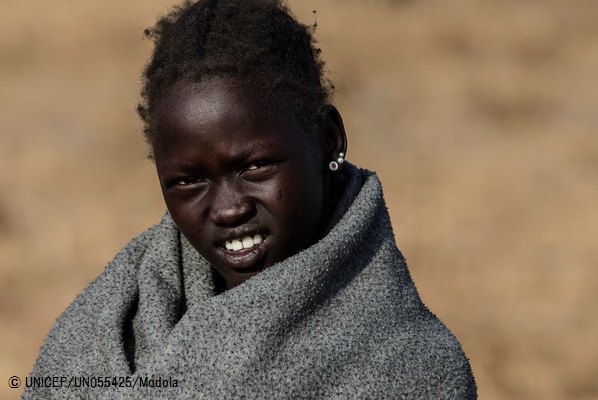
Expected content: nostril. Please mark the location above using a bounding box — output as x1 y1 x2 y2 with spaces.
209 197 255 227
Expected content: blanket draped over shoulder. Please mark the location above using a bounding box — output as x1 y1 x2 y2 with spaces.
26 164 476 399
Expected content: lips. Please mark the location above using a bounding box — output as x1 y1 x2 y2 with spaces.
215 232 269 271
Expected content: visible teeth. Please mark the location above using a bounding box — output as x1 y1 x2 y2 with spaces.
225 234 264 251
241 236 254 249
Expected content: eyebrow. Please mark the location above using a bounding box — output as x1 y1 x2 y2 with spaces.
229 143 264 163
157 140 279 175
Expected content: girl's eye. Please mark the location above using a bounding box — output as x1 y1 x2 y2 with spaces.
242 161 276 180
175 177 204 187
246 162 261 171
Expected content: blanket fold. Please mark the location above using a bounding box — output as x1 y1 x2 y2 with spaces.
26 164 476 399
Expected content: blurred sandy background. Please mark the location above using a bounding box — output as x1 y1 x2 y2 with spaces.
1 0 597 398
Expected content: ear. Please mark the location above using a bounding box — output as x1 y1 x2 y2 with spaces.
318 104 348 172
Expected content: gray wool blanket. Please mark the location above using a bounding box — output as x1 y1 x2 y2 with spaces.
26 165 476 399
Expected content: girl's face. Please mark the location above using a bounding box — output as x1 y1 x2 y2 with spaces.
152 77 332 289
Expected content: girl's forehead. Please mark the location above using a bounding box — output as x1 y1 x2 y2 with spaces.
163 80 238 128
151 78 320 175
155 76 303 135
160 77 245 115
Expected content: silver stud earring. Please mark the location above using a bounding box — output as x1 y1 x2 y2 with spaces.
329 161 339 171
337 152 345 164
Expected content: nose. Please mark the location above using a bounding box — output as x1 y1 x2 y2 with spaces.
208 183 254 227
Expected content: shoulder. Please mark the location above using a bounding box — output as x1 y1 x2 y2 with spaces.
28 214 177 376
388 307 478 398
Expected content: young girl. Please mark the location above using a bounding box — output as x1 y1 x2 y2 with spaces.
27 0 476 398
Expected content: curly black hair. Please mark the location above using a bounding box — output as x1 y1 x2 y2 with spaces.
137 0 334 149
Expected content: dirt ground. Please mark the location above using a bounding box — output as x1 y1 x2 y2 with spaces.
1 0 597 398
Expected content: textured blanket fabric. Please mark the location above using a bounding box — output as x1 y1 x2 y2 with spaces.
26 165 476 399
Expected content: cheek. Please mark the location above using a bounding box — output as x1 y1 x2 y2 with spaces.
164 197 205 239
275 170 324 226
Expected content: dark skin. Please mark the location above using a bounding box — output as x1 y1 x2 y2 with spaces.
152 76 347 290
